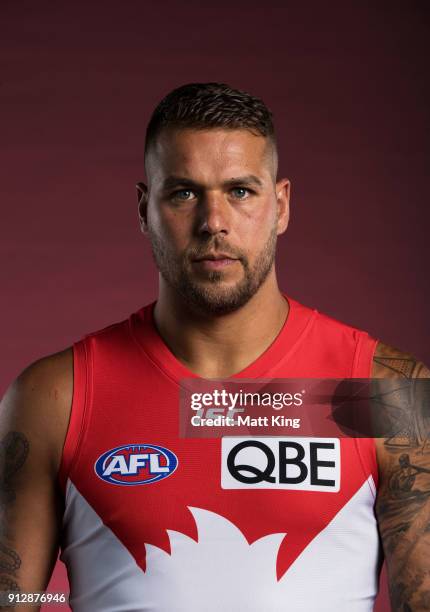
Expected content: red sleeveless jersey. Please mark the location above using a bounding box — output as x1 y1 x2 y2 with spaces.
59 295 382 611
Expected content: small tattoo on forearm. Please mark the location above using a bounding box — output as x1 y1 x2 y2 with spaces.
0 432 29 600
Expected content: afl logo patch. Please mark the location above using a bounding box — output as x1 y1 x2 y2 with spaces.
94 444 178 486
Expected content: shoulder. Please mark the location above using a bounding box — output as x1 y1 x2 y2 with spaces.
0 348 73 476
372 340 430 476
8 348 73 409
291 298 374 349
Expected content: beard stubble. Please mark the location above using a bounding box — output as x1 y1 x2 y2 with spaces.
147 223 278 315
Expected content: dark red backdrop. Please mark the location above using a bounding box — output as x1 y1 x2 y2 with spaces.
2 2 429 610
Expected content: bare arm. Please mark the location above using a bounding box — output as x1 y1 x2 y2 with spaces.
373 341 430 611
0 349 72 609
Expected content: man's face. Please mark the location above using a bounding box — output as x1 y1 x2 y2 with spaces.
139 128 289 315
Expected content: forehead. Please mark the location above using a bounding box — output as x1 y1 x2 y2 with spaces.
146 128 274 184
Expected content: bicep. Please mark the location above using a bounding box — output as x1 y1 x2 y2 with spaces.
0 350 72 606
0 429 62 595
373 341 430 610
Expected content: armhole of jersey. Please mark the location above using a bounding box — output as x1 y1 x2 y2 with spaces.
352 330 378 377
352 331 380 497
57 338 91 494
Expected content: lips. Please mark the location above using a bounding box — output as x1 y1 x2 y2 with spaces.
192 253 239 270
193 252 238 262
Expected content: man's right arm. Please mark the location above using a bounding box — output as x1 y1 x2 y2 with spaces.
0 349 73 608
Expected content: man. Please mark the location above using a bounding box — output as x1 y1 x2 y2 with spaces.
0 82 428 611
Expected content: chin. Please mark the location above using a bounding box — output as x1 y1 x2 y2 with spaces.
181 282 254 316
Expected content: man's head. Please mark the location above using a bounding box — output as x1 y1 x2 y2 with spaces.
137 82 290 315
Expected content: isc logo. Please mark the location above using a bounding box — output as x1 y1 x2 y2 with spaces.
221 437 340 492
94 444 178 486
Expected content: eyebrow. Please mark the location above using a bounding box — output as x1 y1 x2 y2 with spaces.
224 175 264 188
161 174 264 191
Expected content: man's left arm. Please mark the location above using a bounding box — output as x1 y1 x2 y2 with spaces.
373 341 430 611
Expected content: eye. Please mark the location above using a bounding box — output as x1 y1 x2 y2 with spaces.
172 189 196 201
231 187 252 199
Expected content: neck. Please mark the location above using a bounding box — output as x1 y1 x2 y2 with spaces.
153 271 289 378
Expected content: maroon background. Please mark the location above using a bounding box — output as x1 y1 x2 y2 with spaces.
2 2 429 610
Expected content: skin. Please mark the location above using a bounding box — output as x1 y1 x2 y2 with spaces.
137 128 290 377
373 344 430 611
0 126 428 609
0 350 72 610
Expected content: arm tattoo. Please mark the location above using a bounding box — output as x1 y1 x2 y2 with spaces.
0 432 29 607
373 355 423 379
374 352 430 611
373 357 429 451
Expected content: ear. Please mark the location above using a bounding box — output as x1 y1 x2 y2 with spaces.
136 182 149 233
275 178 290 235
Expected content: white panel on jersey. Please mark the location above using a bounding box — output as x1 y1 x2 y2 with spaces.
61 477 380 611
221 437 341 491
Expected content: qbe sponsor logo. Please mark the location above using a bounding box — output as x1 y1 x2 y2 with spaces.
94 444 178 486
221 437 340 492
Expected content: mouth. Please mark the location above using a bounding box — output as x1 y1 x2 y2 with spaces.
192 253 239 270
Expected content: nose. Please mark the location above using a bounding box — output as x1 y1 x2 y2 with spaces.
196 191 230 237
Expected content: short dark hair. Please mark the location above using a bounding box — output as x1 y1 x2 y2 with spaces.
144 82 276 159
